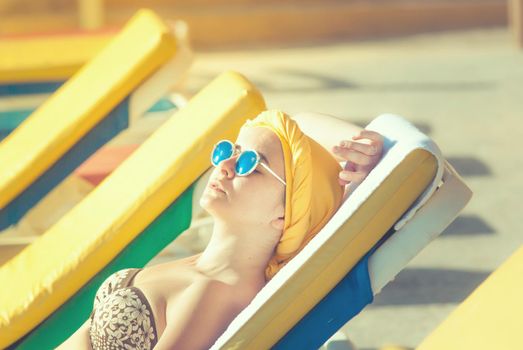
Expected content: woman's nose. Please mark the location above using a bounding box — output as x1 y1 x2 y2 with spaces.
218 157 236 179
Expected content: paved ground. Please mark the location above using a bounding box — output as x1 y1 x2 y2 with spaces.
152 26 522 349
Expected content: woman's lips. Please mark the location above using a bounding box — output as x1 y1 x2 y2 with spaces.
209 181 226 194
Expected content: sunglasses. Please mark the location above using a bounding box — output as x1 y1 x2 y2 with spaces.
210 140 286 186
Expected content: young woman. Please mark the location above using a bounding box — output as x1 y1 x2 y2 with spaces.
57 110 384 350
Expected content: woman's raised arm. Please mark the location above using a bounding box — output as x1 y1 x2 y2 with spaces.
293 112 384 195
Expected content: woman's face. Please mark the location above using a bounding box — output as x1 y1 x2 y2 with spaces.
200 127 286 228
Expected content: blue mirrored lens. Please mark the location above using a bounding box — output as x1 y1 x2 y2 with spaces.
236 150 258 175
212 141 234 166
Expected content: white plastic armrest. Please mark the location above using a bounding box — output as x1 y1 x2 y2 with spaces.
368 160 473 294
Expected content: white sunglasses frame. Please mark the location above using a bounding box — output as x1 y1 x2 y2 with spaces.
211 140 286 186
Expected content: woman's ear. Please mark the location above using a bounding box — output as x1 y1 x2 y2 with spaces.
271 203 285 231
270 216 285 231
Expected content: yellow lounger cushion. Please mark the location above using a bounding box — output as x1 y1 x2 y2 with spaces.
0 31 114 83
0 71 266 348
417 245 523 350
0 9 177 211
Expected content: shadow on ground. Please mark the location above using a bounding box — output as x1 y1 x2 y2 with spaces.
369 268 490 306
441 214 495 236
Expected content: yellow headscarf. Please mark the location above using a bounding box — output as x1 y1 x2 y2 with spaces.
243 110 344 282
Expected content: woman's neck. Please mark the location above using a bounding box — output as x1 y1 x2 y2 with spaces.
195 219 279 288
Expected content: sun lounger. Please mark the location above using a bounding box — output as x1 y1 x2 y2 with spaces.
0 9 192 230
209 113 472 349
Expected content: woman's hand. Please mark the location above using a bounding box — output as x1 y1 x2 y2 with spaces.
332 130 384 186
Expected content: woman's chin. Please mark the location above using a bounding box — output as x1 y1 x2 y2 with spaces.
199 191 226 214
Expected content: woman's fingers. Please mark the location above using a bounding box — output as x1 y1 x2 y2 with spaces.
334 129 385 186
352 130 383 143
336 140 380 156
343 160 356 172
353 131 383 153
333 146 374 166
